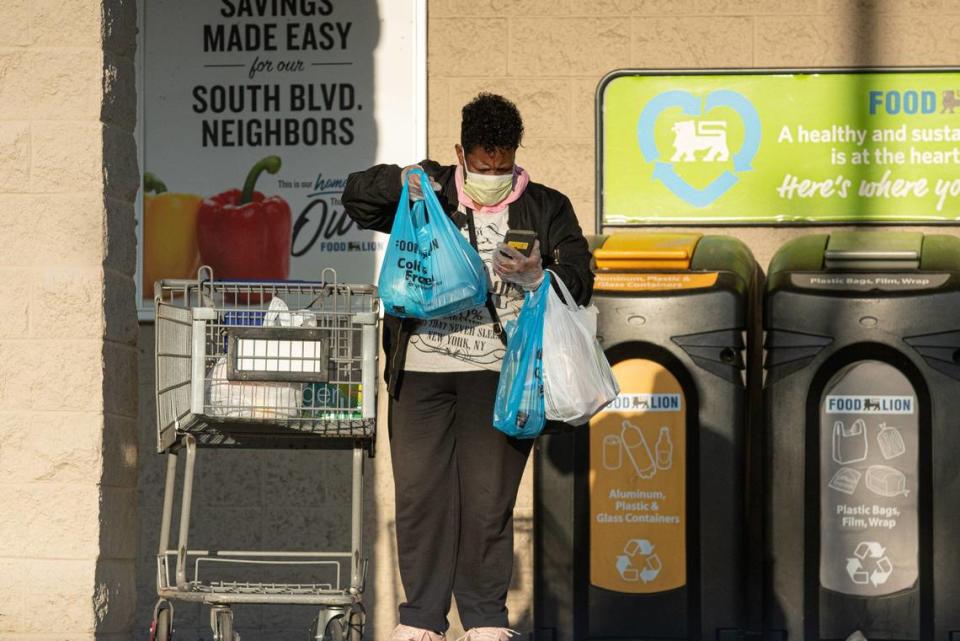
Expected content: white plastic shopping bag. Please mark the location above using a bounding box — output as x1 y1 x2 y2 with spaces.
542 271 619 425
207 298 314 419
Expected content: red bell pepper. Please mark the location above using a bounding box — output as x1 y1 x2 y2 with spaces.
197 155 292 281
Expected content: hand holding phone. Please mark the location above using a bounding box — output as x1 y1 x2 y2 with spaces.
501 229 537 257
494 230 543 290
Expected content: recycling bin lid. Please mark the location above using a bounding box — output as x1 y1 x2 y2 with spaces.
592 232 757 293
768 232 960 276
594 233 702 271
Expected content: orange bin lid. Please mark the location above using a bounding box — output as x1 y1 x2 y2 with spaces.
594 233 703 271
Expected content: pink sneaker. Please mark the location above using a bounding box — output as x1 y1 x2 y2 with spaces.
389 624 445 641
459 628 521 641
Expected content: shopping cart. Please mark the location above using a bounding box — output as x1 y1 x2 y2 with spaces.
150 267 378 641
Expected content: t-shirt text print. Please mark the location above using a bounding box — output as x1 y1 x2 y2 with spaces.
404 207 525 373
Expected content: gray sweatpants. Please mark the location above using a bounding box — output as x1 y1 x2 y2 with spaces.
389 369 534 633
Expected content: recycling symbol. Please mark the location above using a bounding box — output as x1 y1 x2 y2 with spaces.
846 541 893 587
616 539 662 584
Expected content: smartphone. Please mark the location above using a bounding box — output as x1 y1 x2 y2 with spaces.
501 229 537 257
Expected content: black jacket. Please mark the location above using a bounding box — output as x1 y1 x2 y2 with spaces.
342 159 594 398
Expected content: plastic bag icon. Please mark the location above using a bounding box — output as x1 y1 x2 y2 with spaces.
832 419 868 464
866 465 909 497
828 466 862 495
877 422 906 460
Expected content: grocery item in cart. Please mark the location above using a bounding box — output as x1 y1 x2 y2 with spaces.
207 358 301 419
302 383 363 420
207 298 314 419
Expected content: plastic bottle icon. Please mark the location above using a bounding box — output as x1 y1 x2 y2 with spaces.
621 420 656 480
655 426 673 471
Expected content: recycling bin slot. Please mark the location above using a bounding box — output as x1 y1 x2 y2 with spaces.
763 231 960 641
823 231 922 271
535 233 761 641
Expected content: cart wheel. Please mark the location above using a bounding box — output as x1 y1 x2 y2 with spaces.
344 604 365 641
150 601 173 641
324 616 347 641
324 605 364 641
307 611 337 641
211 607 236 641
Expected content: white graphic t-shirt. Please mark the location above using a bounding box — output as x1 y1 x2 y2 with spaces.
404 207 526 373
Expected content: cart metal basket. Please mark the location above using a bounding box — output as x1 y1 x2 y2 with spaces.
150 267 378 641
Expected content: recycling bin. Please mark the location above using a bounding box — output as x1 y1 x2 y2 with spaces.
763 231 960 641
534 233 761 641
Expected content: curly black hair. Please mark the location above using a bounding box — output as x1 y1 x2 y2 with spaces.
460 93 524 154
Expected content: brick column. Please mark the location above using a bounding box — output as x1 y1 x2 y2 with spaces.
0 1 140 639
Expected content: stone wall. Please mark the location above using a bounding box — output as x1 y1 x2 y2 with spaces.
0 1 140 639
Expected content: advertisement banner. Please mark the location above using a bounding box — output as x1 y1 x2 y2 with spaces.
601 69 960 225
139 0 424 312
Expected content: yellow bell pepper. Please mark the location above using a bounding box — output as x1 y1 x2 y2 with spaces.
142 172 203 297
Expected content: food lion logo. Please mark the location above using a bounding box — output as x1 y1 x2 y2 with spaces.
637 89 760 207
825 395 915 415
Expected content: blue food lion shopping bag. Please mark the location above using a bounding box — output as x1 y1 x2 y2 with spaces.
493 272 550 439
378 169 488 319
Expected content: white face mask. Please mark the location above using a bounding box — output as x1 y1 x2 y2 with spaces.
462 162 514 206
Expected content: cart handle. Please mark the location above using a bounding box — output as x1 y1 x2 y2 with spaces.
196 266 340 288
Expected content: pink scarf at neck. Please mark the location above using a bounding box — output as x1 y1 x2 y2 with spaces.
455 164 531 214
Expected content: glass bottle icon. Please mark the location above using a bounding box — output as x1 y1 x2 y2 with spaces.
655 426 673 471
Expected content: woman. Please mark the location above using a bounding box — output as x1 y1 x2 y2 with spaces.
343 93 593 641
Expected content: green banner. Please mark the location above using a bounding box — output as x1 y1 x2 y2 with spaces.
601 70 960 224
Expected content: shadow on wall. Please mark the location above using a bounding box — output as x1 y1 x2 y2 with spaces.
765 4 884 636
133 1 381 639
